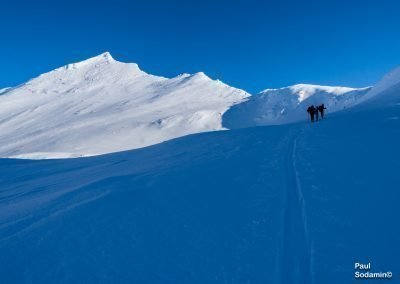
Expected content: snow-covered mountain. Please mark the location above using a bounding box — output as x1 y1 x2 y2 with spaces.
223 84 371 128
1 65 399 283
1 51 400 283
0 52 382 159
0 52 249 158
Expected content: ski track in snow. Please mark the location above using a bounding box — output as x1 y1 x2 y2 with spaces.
280 127 313 283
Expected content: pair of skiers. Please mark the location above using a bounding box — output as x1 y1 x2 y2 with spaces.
307 104 326 122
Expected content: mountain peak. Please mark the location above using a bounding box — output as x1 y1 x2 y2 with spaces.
80 51 115 64
62 52 116 70
97 51 114 61
261 84 367 97
190 72 212 81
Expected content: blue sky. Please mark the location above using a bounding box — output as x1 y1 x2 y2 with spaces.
1 0 400 93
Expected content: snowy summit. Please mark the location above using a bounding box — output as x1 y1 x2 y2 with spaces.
0 52 249 158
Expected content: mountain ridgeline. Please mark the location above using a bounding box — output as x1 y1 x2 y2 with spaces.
0 52 392 158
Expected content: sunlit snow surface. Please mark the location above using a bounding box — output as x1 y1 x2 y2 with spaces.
0 52 249 158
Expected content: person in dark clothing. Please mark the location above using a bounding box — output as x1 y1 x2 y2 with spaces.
307 105 316 122
318 104 326 119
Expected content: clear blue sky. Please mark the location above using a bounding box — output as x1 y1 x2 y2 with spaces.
1 0 400 93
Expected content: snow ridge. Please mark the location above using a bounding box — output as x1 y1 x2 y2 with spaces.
359 66 400 106
0 52 250 158
223 84 371 128
2 51 394 159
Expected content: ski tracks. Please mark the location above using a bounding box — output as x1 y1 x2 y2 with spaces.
280 127 313 284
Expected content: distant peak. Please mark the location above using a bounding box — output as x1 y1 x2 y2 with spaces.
261 83 368 94
88 51 115 63
99 51 114 61
193 71 207 77
62 52 116 70
172 72 212 82
190 72 211 80
290 84 352 91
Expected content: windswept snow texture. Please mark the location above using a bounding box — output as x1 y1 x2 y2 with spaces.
223 84 371 128
0 52 249 158
1 75 399 283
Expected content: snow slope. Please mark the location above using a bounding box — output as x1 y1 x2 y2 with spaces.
0 52 249 158
0 68 399 283
359 66 400 107
223 84 371 128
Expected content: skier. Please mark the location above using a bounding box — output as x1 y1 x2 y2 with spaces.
318 104 326 119
307 105 316 122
